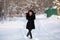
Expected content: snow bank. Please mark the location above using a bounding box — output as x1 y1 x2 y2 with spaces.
36 14 47 19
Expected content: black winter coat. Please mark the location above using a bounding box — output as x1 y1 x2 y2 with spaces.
26 13 35 29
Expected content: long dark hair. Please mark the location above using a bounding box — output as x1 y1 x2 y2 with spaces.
28 10 35 15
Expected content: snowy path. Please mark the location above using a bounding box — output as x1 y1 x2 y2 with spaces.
0 15 60 40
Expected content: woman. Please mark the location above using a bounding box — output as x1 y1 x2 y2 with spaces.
26 10 36 39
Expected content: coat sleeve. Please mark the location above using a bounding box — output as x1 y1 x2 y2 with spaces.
26 13 29 20
30 13 36 21
33 14 35 20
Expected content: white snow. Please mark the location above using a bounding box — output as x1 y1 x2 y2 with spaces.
0 14 60 40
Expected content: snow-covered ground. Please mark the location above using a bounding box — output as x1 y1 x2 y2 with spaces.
0 14 60 40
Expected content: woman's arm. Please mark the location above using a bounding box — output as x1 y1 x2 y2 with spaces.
32 13 36 20
26 13 29 20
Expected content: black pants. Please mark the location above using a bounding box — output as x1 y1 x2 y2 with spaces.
27 29 32 39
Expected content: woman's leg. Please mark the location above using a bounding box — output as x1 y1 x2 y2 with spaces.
29 29 32 39
27 29 30 37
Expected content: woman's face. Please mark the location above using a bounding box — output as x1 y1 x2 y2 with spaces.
29 12 33 16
